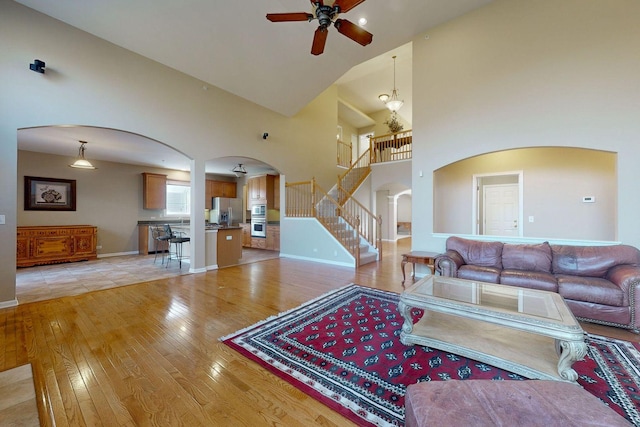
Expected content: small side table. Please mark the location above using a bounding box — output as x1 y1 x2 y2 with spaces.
401 251 439 284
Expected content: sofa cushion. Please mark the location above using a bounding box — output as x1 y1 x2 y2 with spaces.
446 236 503 269
500 270 558 292
557 274 625 307
563 299 631 326
457 265 501 283
552 244 640 278
502 242 552 273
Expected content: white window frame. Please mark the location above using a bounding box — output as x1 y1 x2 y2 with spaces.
165 180 191 216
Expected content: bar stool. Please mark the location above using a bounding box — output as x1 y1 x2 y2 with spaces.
151 225 170 264
163 224 190 268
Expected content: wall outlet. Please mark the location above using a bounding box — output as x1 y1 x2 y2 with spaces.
0 214 4 225
528 216 534 223
226 235 232 240
96 245 102 249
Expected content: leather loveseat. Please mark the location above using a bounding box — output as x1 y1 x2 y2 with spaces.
435 236 640 331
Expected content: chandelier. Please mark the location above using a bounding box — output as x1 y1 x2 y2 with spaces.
379 55 404 113
68 141 96 169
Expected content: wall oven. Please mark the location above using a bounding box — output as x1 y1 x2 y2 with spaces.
251 217 266 238
251 204 266 217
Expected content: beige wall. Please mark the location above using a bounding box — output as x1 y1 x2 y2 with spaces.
18 150 192 254
433 147 616 240
412 0 640 251
0 1 340 304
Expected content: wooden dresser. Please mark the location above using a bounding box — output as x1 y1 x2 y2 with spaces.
17 225 97 267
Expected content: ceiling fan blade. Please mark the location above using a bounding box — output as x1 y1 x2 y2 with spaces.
334 19 373 46
311 26 329 56
333 0 366 13
266 12 313 22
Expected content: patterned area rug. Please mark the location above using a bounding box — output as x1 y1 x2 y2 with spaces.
222 284 640 426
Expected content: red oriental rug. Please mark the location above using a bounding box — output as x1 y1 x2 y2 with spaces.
221 284 640 426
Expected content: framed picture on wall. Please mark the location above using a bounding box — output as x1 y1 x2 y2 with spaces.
24 176 76 211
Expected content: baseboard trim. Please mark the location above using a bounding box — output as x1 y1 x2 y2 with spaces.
0 299 19 309
97 251 139 258
280 253 354 268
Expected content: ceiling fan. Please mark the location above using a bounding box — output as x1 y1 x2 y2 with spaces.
266 0 373 56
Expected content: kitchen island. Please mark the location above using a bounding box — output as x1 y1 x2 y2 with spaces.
214 227 242 268
138 221 243 269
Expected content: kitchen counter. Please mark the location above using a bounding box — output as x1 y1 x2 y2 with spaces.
137 220 190 225
205 224 242 230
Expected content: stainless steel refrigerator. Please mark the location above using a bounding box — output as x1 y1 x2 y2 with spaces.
210 197 243 226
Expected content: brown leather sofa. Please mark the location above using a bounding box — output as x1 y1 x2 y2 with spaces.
435 236 640 331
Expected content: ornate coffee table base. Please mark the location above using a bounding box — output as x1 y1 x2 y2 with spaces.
399 303 587 383
555 339 588 382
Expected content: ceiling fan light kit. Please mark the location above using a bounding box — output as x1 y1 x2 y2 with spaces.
266 0 372 56
69 141 97 169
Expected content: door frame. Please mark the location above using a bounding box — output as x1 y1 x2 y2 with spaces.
471 171 524 236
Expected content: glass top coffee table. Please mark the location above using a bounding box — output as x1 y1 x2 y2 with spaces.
399 275 587 382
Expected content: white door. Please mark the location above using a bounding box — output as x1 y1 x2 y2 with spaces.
359 134 372 158
483 184 519 236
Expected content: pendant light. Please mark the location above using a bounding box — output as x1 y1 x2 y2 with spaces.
69 141 97 169
232 164 247 174
379 55 404 113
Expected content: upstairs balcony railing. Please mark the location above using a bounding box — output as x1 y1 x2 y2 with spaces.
369 129 412 164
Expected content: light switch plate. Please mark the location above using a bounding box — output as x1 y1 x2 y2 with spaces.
0 214 5 224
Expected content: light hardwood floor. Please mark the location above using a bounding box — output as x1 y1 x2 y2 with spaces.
2 238 637 426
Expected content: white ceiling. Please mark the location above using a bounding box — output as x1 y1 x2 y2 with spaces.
14 0 493 175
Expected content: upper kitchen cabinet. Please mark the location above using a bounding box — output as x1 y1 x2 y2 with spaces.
142 172 167 210
248 174 275 206
274 175 280 210
212 180 237 198
206 180 237 209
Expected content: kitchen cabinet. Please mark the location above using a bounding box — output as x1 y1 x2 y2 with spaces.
17 225 97 267
240 223 251 247
273 175 280 210
206 180 237 209
251 237 266 249
248 174 275 205
266 224 280 251
142 172 167 210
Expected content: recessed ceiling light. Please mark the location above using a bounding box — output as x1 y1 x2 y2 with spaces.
358 17 367 26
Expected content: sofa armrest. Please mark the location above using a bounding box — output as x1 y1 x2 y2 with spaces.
436 250 465 277
606 265 640 327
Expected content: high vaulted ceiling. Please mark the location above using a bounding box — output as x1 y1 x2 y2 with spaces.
14 0 493 174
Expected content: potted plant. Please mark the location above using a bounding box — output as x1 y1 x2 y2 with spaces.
384 112 404 134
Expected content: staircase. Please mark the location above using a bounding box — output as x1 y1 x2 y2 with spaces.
284 130 413 266
316 191 379 267
285 149 381 267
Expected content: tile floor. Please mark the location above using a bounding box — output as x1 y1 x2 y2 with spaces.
16 248 279 305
